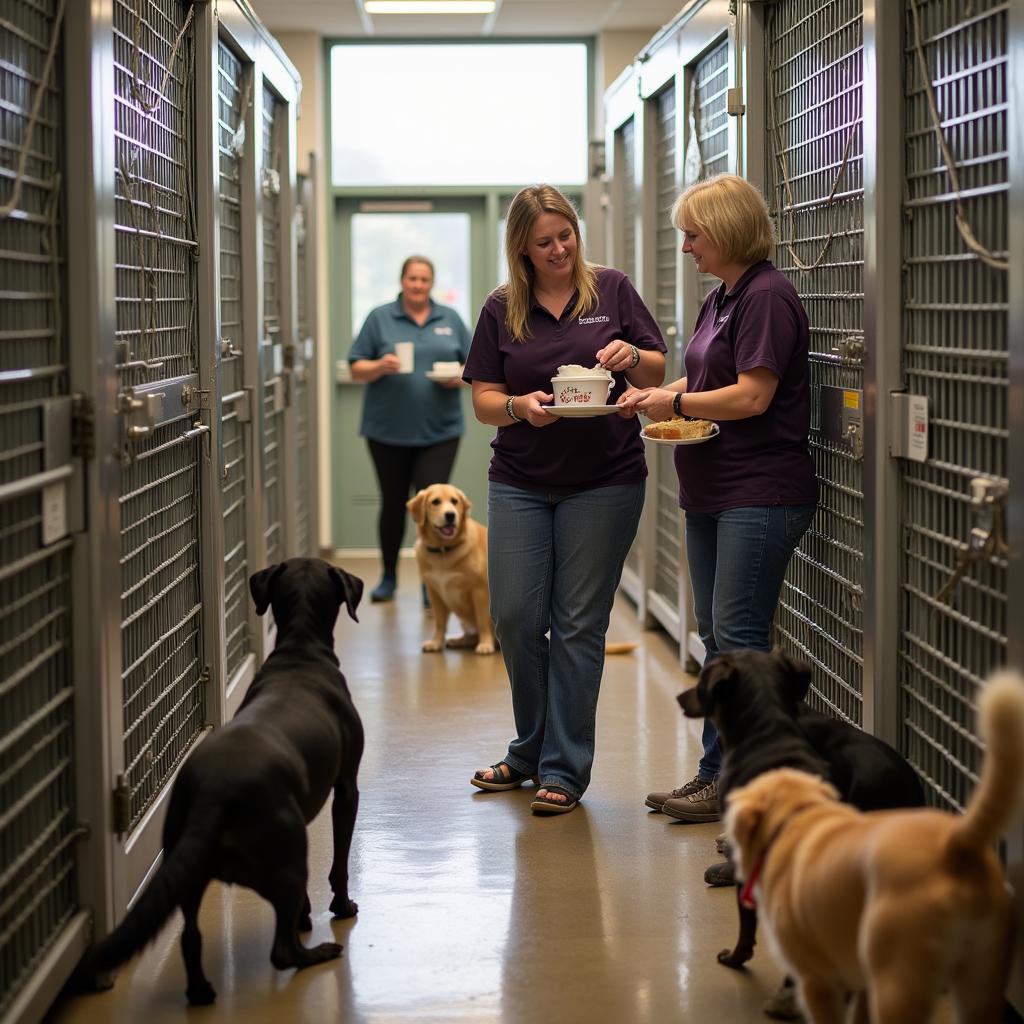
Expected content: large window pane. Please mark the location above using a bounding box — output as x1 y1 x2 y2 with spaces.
350 212 471 335
331 44 588 187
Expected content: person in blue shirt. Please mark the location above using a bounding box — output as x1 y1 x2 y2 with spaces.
348 256 472 602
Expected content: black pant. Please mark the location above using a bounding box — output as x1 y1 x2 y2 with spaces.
367 437 460 576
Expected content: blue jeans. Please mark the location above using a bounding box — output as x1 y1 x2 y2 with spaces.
685 504 816 779
488 481 646 800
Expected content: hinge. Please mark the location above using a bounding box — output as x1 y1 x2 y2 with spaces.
112 773 131 835
727 87 746 117
71 393 95 459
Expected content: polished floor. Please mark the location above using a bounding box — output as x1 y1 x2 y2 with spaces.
49 554 800 1023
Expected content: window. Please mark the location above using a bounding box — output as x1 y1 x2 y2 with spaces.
350 212 472 334
330 43 589 187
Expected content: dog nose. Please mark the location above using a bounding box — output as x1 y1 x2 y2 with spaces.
444 511 456 524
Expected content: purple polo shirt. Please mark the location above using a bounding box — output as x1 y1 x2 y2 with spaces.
676 260 817 512
464 267 666 491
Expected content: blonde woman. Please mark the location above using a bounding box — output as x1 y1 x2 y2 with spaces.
622 174 817 831
463 184 666 814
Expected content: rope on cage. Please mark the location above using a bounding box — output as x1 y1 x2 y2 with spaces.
43 172 63 369
0 0 66 219
765 25 858 274
908 0 1007 272
117 151 158 368
129 0 195 117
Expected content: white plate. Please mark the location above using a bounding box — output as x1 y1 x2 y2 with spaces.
546 404 621 418
425 371 463 382
642 423 720 445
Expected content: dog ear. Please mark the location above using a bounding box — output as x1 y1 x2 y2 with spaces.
724 790 767 879
772 648 813 703
249 563 286 616
460 489 472 514
407 489 427 525
329 566 363 623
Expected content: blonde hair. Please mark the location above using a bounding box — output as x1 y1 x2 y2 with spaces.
498 185 599 342
671 174 774 266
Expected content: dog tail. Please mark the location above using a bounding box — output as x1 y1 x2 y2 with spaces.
949 668 1024 856
88 800 221 973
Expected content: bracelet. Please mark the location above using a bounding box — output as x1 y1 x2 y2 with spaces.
627 344 640 369
672 392 683 418
505 394 522 423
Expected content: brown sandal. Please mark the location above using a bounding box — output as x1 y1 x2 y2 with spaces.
471 761 539 792
530 785 578 815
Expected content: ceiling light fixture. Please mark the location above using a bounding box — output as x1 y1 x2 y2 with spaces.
364 0 496 12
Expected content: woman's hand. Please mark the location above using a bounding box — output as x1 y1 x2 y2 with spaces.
615 387 639 418
618 387 677 422
518 391 557 428
377 353 400 376
596 339 635 373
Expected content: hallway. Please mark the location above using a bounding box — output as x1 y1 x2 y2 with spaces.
48 555 790 1023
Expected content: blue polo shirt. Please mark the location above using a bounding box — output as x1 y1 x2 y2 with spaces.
464 266 666 491
348 296 471 446
676 260 817 512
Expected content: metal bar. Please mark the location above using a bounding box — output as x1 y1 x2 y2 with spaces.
0 463 72 504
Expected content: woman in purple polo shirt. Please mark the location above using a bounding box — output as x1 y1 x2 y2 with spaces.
622 174 817 829
463 184 666 814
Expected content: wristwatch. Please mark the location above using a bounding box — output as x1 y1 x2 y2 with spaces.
672 392 683 418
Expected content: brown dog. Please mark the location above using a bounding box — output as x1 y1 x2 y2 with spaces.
724 669 1024 1024
408 483 495 655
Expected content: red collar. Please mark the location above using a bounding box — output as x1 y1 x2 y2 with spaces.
739 857 762 909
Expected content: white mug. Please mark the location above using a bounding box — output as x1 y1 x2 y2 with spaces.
395 342 414 374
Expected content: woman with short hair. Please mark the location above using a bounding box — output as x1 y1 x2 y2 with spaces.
622 173 818 825
463 184 666 814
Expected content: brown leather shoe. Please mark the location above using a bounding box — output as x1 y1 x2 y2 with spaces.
662 778 720 822
644 773 705 811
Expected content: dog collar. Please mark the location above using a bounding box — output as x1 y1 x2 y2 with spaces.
739 857 762 910
425 544 455 554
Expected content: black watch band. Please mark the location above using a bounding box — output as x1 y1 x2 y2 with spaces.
672 392 683 418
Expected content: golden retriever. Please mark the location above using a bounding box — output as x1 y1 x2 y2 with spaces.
407 484 495 655
723 669 1024 1024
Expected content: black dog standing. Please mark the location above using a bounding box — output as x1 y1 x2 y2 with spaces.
677 650 925 977
87 559 365 1005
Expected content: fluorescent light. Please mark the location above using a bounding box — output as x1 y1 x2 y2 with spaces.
364 1 496 12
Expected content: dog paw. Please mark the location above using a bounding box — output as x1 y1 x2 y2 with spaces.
717 947 751 970
422 639 444 652
304 941 343 966
445 634 478 650
474 641 495 655
763 985 803 1020
330 895 358 919
186 980 217 1005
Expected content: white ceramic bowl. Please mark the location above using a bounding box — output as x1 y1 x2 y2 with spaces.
550 375 613 407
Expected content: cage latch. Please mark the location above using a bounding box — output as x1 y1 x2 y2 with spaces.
119 388 165 441
112 774 131 836
935 478 1008 605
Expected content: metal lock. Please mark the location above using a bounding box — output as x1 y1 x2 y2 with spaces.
120 389 165 441
968 477 1008 553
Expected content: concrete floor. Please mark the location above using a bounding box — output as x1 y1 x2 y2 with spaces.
47 554 800 1023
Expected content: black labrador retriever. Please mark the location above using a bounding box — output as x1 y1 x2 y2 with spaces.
87 558 365 1004
677 649 925 977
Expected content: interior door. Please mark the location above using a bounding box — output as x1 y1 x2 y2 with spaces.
330 198 491 552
